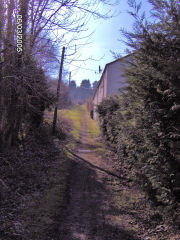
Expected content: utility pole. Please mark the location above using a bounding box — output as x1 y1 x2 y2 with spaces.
69 71 71 86
52 46 65 134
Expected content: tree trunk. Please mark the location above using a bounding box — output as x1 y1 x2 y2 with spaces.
52 46 65 134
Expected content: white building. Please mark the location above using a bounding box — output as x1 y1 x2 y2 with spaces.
92 55 130 120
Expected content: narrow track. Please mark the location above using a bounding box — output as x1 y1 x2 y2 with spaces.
56 106 140 240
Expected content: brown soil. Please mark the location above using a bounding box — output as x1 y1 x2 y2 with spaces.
56 114 135 240
54 110 180 240
2 108 179 239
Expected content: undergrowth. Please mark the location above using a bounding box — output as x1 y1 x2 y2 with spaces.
0 122 73 240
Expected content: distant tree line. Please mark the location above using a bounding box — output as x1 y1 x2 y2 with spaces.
69 79 98 104
97 0 180 225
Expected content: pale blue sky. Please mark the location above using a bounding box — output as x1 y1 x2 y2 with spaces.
62 0 153 86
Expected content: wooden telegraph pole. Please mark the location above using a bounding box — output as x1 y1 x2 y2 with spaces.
52 46 65 134
69 71 71 86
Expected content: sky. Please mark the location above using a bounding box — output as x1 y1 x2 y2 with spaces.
59 0 153 86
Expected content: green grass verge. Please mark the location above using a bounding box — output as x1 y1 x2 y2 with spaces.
59 105 84 141
81 105 100 138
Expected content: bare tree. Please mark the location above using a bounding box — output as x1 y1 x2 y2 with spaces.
0 0 118 147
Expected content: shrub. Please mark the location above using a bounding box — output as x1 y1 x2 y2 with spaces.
97 1 180 224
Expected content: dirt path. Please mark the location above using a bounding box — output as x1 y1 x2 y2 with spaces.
56 107 142 240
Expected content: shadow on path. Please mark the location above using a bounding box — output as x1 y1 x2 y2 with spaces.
53 106 141 240
54 157 140 240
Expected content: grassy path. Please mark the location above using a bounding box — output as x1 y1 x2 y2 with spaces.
54 105 179 240
1 106 178 239
56 106 143 240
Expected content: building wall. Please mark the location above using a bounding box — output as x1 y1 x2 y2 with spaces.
92 56 130 121
106 60 128 97
93 70 107 120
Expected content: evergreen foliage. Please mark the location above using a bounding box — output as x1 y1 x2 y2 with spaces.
97 0 180 225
